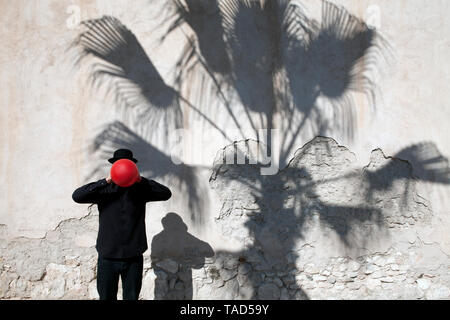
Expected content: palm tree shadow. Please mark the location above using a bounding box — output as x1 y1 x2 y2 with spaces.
279 0 392 165
151 212 214 299
161 0 393 167
209 139 385 299
69 0 449 300
206 133 448 299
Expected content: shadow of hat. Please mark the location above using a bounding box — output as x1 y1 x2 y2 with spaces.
161 212 188 232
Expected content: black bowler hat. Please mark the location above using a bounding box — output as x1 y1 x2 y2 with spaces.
108 149 138 164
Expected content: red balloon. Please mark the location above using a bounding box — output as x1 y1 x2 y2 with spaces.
110 159 139 187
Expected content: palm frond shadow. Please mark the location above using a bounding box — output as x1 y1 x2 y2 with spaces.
162 0 393 166
363 143 450 208
280 0 392 164
73 16 183 142
395 142 450 185
168 0 232 75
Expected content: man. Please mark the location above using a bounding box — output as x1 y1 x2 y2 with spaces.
72 149 172 300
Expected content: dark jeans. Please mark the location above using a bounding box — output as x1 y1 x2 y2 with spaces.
97 254 143 300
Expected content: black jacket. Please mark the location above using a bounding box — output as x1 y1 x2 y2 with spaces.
72 177 171 258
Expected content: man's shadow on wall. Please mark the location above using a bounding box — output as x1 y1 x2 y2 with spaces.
151 212 214 299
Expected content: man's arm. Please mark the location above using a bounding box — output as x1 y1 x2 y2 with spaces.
137 177 172 202
72 178 111 204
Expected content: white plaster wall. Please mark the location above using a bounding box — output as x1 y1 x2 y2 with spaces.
0 0 449 299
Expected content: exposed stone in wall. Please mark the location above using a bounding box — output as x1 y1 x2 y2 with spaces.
0 211 99 299
0 137 449 300
210 137 431 248
206 137 447 300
